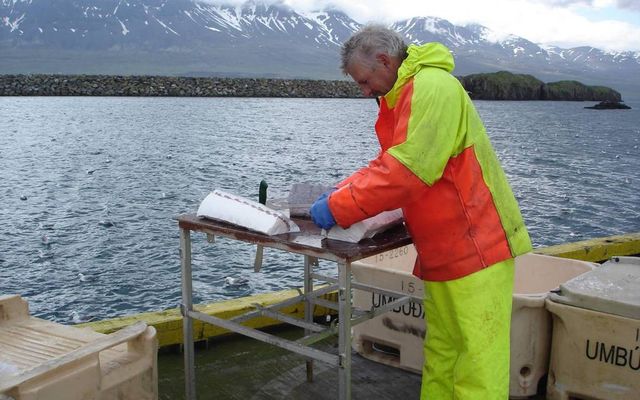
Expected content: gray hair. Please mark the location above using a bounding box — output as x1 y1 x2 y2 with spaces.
340 24 407 74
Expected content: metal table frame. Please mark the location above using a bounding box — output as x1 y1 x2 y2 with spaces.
178 214 416 400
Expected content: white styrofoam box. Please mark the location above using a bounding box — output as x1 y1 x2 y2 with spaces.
197 189 299 235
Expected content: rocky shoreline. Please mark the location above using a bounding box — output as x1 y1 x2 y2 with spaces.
0 74 362 98
0 73 622 101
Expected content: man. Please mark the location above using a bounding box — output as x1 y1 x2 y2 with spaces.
309 25 532 399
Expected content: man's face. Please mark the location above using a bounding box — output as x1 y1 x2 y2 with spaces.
346 53 398 98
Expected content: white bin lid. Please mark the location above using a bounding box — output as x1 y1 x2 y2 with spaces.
548 256 640 319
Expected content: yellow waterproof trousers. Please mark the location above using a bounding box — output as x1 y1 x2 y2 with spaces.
420 258 514 399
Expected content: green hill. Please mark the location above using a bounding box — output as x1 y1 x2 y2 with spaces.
458 71 621 101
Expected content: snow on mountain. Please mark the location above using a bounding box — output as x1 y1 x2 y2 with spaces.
0 0 638 92
302 9 360 46
392 17 479 48
0 0 362 50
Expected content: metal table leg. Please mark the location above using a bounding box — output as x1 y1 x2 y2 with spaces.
304 255 316 382
338 261 352 400
180 228 196 400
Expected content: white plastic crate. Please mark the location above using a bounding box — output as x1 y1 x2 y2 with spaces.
351 247 595 398
0 295 158 400
546 257 640 400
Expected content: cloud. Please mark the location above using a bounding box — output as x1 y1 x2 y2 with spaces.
199 0 640 51
459 0 640 51
532 0 594 5
617 0 640 11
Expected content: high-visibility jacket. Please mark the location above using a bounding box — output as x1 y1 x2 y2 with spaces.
329 43 532 281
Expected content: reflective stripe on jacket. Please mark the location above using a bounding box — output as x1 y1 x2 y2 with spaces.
329 43 532 281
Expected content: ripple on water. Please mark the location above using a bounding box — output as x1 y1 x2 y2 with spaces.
0 97 638 323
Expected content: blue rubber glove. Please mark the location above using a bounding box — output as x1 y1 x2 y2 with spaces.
315 188 335 202
310 193 336 230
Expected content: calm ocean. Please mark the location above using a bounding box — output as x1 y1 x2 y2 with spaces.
1 97 639 324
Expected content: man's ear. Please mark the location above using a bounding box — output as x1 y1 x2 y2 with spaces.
376 53 391 68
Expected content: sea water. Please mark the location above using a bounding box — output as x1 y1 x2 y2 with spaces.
0 97 638 324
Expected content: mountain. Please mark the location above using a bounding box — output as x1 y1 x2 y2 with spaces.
2 0 639 97
391 17 639 97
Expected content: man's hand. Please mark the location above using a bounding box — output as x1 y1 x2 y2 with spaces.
310 191 336 230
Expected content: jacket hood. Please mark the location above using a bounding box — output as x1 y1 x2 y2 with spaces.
385 42 455 106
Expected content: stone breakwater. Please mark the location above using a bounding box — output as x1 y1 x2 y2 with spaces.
0 74 363 98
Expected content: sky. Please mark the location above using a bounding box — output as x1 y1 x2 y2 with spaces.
209 0 640 52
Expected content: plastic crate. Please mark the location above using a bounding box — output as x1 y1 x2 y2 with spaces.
0 295 158 400
351 247 595 398
545 257 640 400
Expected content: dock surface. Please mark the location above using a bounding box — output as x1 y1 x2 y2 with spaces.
158 325 546 400
158 325 422 400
